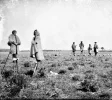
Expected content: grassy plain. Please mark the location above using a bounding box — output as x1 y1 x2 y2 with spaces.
0 50 112 99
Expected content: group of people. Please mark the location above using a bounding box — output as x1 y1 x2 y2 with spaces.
72 41 99 56
7 29 99 74
8 29 44 74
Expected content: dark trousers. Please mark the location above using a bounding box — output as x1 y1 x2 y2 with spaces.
72 50 76 56
94 49 98 56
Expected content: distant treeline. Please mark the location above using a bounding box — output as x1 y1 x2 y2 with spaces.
20 50 62 52
20 50 30 52
20 50 112 52
99 50 112 52
0 49 10 52
0 49 64 52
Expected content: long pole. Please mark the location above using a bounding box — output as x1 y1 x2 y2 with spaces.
2 51 10 72
15 35 19 73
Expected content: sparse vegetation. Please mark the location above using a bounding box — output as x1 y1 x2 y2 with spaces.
24 62 31 67
0 51 112 99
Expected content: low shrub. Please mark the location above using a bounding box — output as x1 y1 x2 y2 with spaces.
72 75 80 81
58 70 66 74
1 70 14 79
68 67 74 71
9 74 27 88
25 70 34 77
24 62 31 67
77 80 99 93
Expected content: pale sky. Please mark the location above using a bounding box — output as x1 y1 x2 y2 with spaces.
0 0 112 50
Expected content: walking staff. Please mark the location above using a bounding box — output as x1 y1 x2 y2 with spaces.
1 48 11 72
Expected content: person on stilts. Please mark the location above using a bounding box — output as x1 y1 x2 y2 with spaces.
94 42 98 56
8 30 21 73
30 29 44 76
88 44 92 56
71 42 76 56
79 41 84 55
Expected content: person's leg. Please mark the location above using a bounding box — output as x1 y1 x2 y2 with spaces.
90 53 91 55
73 51 75 56
34 52 41 75
33 60 42 76
81 49 83 54
12 54 15 58
34 61 39 73
74 52 75 56
12 54 18 60
81 50 82 54
94 48 97 56
94 49 96 56
12 54 18 73
80 48 81 54
12 54 16 62
95 50 97 56
95 52 96 56
88 50 90 55
89 50 91 55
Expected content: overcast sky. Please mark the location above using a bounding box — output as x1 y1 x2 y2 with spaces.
0 0 112 50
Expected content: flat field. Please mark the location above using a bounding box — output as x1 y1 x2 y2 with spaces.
0 50 112 99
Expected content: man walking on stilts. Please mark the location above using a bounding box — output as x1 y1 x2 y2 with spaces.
8 30 21 73
30 29 44 76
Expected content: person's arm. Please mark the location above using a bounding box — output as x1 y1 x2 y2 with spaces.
97 45 98 49
30 40 35 58
9 35 13 43
71 44 73 49
31 38 35 45
17 36 21 45
8 35 14 46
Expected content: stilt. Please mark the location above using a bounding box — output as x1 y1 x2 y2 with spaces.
13 58 19 74
33 62 38 76
16 59 19 74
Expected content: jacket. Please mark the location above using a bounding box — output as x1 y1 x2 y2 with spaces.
8 34 21 54
30 36 44 60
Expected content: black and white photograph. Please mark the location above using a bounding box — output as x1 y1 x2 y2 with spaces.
0 0 112 99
